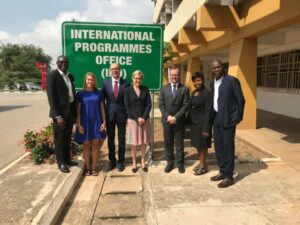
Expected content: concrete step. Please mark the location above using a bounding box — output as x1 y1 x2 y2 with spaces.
92 217 145 225
102 176 142 194
95 194 144 219
59 172 106 225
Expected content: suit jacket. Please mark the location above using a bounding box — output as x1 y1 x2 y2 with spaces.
210 74 245 127
189 86 212 132
46 69 76 120
159 82 189 124
124 85 152 121
101 77 130 123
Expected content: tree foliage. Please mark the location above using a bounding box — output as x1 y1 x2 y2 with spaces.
0 43 52 87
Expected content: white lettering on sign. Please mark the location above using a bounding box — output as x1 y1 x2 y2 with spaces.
74 42 152 54
95 55 132 66
71 29 155 41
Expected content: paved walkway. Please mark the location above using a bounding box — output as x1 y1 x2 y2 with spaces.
1 108 300 224
57 110 300 225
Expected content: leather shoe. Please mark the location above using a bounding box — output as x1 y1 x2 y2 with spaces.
107 162 116 171
178 164 185 173
218 178 234 188
164 163 174 173
66 160 78 166
117 162 125 172
59 164 70 173
210 173 225 181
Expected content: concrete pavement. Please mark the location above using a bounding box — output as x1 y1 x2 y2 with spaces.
0 92 50 170
146 162 300 225
0 157 83 225
1 96 300 225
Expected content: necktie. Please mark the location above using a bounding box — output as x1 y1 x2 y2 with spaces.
113 81 118 99
172 84 177 99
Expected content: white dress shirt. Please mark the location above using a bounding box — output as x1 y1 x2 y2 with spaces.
213 76 224 112
171 82 178 92
111 77 120 88
58 69 74 103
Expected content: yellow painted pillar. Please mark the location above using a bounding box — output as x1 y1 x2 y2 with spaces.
186 57 201 92
228 38 257 129
163 67 169 85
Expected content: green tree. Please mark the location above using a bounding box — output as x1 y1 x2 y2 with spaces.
0 43 52 87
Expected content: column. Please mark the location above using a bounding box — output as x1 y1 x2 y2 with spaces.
186 57 201 92
228 38 257 129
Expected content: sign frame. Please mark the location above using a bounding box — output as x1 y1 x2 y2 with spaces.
61 21 163 91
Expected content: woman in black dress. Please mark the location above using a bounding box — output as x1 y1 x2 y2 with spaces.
189 71 212 175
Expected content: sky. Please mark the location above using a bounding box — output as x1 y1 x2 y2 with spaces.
0 0 154 64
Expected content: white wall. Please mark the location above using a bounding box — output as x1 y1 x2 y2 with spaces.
257 88 300 119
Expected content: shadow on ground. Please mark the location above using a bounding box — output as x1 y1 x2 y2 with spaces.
257 109 300 143
0 105 31 113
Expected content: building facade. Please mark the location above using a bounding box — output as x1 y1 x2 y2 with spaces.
152 0 300 128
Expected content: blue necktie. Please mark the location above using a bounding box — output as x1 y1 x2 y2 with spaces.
172 84 177 99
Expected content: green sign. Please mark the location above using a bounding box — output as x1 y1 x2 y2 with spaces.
61 21 163 91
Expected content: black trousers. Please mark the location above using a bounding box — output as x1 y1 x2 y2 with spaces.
106 115 126 164
53 104 75 166
162 121 185 165
213 124 236 178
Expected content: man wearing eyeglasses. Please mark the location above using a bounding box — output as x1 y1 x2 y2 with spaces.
46 55 78 173
101 63 129 172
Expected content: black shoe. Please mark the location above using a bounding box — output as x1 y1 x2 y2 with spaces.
194 167 208 176
59 164 70 173
164 163 174 173
132 167 138 173
117 162 125 172
210 173 225 181
107 162 116 171
66 160 78 166
142 167 148 172
193 164 201 171
178 164 185 173
218 177 234 188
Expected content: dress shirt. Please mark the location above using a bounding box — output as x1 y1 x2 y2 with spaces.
171 83 178 94
58 69 74 103
213 75 223 112
111 77 120 88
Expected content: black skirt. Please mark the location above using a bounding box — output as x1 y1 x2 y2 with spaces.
190 122 212 150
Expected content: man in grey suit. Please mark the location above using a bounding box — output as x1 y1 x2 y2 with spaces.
159 65 189 173
210 59 245 188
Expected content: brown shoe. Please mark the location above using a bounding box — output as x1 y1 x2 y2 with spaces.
210 173 225 181
218 178 234 188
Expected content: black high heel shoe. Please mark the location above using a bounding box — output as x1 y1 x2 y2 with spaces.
132 167 138 173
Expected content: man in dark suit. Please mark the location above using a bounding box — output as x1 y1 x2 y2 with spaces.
101 63 129 172
159 65 189 173
46 55 78 173
210 60 245 188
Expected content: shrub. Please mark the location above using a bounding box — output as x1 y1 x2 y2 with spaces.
22 123 81 164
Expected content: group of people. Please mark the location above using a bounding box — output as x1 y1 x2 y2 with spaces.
46 55 245 188
46 56 151 177
159 63 245 188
